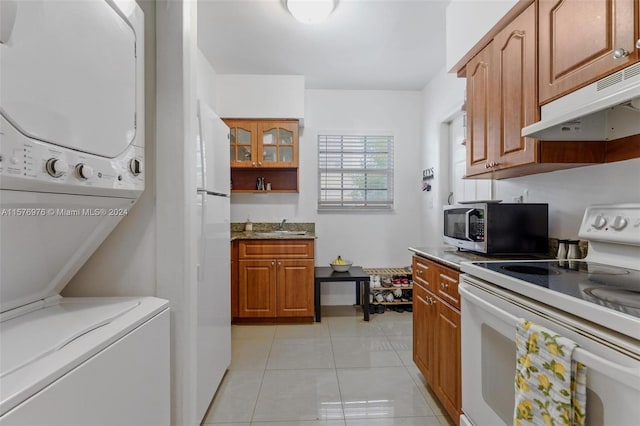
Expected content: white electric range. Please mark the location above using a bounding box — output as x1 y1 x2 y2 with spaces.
458 203 640 426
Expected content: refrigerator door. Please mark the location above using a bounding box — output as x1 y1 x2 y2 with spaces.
197 100 230 195
195 192 231 422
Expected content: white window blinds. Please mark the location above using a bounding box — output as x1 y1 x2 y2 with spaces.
318 134 394 210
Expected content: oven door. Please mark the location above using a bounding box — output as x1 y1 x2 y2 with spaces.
459 275 640 426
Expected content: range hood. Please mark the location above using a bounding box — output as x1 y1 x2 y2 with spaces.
522 62 640 141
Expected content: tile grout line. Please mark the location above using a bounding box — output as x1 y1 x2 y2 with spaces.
395 337 448 421
248 328 276 424
382 318 445 421
328 318 347 422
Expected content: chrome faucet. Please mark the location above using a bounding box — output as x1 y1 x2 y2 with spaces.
278 219 287 231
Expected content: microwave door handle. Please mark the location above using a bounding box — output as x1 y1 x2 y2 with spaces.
460 283 640 391
464 209 475 241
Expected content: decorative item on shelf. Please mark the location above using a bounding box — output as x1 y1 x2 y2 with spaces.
256 177 265 190
244 218 253 232
266 182 272 191
422 167 434 191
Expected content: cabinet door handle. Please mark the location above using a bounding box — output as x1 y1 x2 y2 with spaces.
271 261 275 266
636 39 640 49
613 48 629 59
278 261 282 267
417 269 422 275
258 162 262 166
485 163 490 169
440 282 449 290
252 162 257 167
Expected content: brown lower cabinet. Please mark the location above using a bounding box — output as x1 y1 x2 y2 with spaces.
412 255 461 425
232 239 315 322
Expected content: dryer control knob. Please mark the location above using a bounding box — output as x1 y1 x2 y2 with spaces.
75 163 94 180
610 216 628 230
591 215 607 229
129 158 142 176
45 158 68 178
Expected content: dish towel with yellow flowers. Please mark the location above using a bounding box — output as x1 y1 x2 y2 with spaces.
514 319 587 426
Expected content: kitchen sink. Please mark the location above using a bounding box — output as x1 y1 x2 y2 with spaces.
254 230 307 236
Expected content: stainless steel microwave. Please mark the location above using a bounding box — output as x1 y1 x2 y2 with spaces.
443 202 548 254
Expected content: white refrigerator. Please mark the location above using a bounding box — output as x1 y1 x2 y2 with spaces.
195 100 231 422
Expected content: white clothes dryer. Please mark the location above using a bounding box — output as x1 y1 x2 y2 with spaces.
0 1 169 424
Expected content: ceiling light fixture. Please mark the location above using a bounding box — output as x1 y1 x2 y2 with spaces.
286 0 337 25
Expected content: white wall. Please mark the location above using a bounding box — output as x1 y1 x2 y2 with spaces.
63 0 157 297
419 66 466 246
445 0 518 71
231 89 423 304
494 159 640 238
197 49 217 110
216 75 305 120
155 0 202 424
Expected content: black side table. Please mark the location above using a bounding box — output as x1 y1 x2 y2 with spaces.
314 266 370 322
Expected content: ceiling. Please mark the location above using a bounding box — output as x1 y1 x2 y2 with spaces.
197 0 448 90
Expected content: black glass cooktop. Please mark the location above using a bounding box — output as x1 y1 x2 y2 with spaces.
472 260 640 318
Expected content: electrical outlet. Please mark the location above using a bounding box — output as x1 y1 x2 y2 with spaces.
512 195 523 203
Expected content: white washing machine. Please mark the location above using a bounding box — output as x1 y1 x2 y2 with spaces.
0 1 169 424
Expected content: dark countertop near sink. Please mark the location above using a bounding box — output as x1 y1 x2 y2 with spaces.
408 246 551 270
231 222 316 241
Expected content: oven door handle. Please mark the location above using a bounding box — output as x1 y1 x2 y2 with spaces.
461 284 640 391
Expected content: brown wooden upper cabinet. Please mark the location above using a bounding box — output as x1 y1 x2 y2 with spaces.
227 120 258 168
258 121 299 168
538 0 639 105
466 4 539 177
226 119 299 168
465 41 495 177
464 2 609 179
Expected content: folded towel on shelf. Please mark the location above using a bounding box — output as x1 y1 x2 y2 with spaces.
514 319 587 426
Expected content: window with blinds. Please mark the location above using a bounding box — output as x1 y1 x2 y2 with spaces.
318 134 394 210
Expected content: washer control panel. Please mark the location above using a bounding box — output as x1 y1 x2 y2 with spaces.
579 204 640 246
0 115 144 197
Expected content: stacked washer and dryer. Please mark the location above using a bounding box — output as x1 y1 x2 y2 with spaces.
0 1 169 424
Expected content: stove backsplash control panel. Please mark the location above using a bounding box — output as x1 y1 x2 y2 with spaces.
578 204 640 246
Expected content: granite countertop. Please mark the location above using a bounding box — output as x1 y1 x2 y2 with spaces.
231 222 316 241
408 246 551 270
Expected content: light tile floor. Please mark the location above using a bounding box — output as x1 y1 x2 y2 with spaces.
202 306 453 426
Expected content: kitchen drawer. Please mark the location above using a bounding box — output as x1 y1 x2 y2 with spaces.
238 239 314 259
412 256 433 291
435 266 460 309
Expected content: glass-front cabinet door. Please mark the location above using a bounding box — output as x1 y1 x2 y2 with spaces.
258 120 299 168
226 120 258 168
